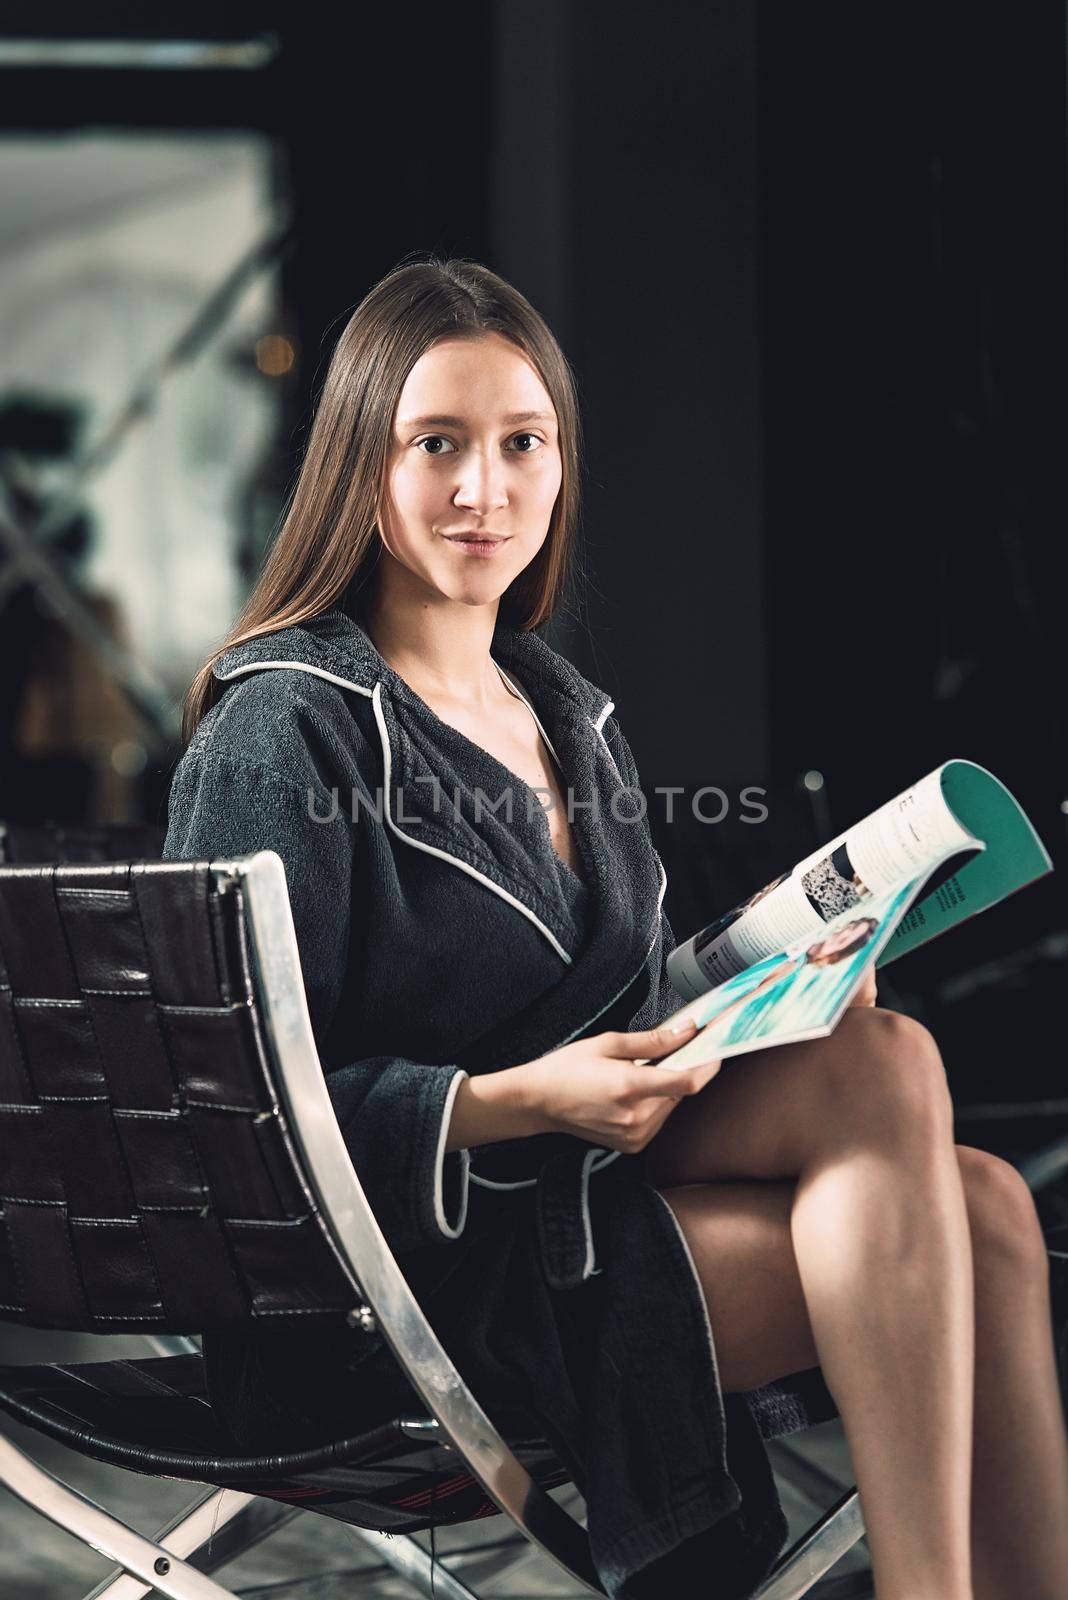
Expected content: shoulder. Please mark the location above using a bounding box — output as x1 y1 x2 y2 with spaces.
163 671 363 866
175 667 376 796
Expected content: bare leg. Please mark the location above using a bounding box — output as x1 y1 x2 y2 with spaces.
650 1180 820 1393
643 1007 975 1600
955 1148 1068 1600
645 1011 1068 1596
656 1148 1068 1600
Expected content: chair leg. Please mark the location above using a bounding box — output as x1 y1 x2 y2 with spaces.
140 1335 201 1358
441 1515 574 1590
753 1489 866 1600
0 1430 238 1600
767 1437 851 1509
344 1526 485 1600
803 1574 876 1599
1018 1132 1068 1195
77 1478 490 1600
81 1488 298 1600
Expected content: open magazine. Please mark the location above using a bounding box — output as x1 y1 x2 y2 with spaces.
656 760 1053 1067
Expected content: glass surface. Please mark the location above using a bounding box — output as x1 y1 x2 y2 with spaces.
0 132 286 821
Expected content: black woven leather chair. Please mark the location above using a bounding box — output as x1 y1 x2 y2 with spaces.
0 849 867 1600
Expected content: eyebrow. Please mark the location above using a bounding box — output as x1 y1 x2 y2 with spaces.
398 410 556 429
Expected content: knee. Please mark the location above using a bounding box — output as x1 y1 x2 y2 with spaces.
820 1007 953 1145
956 1144 1048 1280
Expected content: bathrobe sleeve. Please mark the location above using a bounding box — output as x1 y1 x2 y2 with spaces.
162 718 471 1259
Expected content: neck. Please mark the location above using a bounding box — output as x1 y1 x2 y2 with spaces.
363 579 510 713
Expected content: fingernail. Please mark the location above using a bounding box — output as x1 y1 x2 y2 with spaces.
666 1016 697 1036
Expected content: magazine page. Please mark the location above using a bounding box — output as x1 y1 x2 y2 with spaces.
876 759 1052 965
666 758 1046 1001
651 871 931 1069
667 763 980 998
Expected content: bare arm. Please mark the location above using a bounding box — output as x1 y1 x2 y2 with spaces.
443 1067 547 1151
444 1015 721 1155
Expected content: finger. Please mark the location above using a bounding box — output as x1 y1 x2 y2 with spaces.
612 1015 701 1060
630 1042 721 1077
850 970 878 1007
624 1059 722 1098
655 1057 723 1094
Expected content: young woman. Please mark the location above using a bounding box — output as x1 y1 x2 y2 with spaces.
165 257 1068 1600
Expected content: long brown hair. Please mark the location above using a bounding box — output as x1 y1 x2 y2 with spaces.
180 254 584 745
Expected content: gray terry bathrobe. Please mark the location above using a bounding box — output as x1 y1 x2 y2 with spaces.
162 605 831 1599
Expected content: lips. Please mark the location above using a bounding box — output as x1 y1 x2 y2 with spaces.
442 534 508 554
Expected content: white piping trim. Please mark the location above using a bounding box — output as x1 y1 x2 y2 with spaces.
434 1071 472 1239
649 1186 721 1371
470 1171 537 1191
216 659 573 967
493 660 565 770
370 682 573 965
215 660 376 698
496 662 617 802
579 1146 602 1278
593 699 614 733
469 1145 620 1192
592 703 623 781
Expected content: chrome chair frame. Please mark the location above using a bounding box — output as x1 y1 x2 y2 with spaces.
237 850 604 1591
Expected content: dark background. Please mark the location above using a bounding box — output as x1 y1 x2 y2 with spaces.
1 3 1065 1138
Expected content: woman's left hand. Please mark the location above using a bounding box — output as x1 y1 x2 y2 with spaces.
849 965 878 1007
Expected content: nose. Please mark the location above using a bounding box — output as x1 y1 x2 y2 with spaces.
452 442 509 518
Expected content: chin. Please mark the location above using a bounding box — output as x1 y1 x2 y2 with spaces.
433 566 522 606
457 587 513 609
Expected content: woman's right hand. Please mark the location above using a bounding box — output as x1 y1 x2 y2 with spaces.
513 1017 722 1153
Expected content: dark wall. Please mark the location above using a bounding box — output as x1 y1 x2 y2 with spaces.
488 4 768 793
277 15 496 462
751 4 1068 1111
760 4 1068 848
572 5 767 792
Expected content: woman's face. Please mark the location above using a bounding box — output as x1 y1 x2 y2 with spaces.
807 921 873 962
378 331 562 609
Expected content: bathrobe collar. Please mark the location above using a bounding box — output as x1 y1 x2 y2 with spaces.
212 605 616 726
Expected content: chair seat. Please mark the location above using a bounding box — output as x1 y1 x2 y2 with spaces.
0 1352 570 1533
0 1351 838 1536
747 1369 838 1437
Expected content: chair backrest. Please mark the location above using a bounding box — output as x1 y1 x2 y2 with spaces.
0 847 604 1589
0 821 167 865
0 854 358 1332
